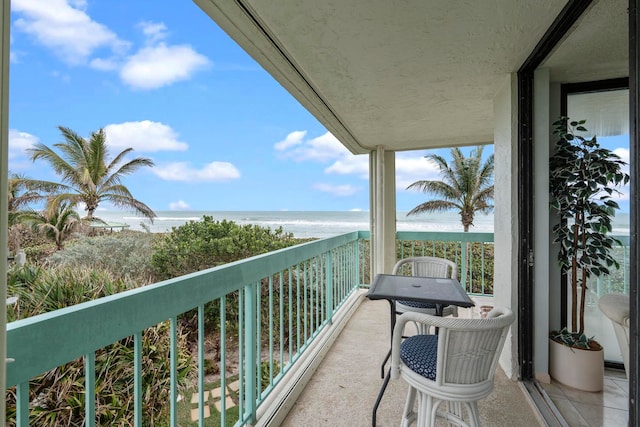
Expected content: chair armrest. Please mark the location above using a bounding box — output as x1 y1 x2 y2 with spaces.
390 312 439 379
390 309 514 380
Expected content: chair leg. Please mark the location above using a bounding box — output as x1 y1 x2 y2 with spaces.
413 391 442 427
416 392 432 427
466 401 481 427
401 386 417 427
446 401 463 427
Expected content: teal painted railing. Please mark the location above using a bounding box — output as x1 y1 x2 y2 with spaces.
5 230 518 425
396 231 495 295
587 234 630 296
6 232 365 426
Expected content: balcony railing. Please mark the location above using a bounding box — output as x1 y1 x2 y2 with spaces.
8 230 581 426
589 234 631 296
396 231 495 295
7 232 365 426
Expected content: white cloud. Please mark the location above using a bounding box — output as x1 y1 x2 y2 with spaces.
104 121 189 152
614 147 630 166
8 129 39 171
89 57 119 71
13 0 130 65
153 161 241 182
13 3 209 90
274 130 306 150
275 131 370 196
325 150 441 192
325 156 369 178
275 131 350 162
120 43 210 90
138 21 168 45
395 154 440 190
169 200 190 210
8 129 39 158
313 183 361 197
611 147 630 202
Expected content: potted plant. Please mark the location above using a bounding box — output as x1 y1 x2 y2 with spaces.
548 117 629 392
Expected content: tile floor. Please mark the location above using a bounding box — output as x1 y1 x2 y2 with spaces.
541 369 629 426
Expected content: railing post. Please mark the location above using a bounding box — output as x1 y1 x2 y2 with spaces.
219 298 227 426
326 250 333 324
197 305 205 427
16 381 28 426
134 331 142 427
85 352 95 427
355 239 360 287
244 283 257 424
461 239 468 291
170 317 178 427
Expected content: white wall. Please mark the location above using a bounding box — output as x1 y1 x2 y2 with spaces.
493 73 520 378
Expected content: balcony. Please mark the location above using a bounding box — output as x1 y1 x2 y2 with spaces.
5 231 626 426
279 296 539 426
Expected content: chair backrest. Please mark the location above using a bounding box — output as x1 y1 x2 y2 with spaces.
391 307 514 386
392 256 457 279
436 307 513 386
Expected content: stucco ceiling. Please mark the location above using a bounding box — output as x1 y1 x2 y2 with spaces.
195 0 628 155
542 0 628 83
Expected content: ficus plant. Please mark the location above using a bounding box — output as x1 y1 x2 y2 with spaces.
549 117 629 350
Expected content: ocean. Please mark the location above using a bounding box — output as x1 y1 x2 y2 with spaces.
93 210 630 239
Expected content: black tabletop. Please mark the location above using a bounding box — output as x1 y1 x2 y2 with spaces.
367 274 474 308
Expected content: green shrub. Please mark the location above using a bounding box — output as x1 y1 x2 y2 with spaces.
395 239 494 294
151 217 303 358
22 242 57 265
6 265 194 426
46 231 157 283
151 216 297 281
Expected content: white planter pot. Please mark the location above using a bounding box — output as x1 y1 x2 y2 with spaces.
549 338 604 392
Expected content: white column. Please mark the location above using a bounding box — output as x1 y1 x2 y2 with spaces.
375 146 385 275
369 147 397 278
0 0 10 419
382 150 396 273
493 73 520 379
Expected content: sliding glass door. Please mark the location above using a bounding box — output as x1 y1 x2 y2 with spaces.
564 85 630 365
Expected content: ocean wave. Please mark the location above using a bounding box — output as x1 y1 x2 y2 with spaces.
93 210 629 238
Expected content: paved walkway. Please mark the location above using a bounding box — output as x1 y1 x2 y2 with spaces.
281 297 544 427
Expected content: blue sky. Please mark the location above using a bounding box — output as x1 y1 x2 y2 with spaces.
7 1 629 214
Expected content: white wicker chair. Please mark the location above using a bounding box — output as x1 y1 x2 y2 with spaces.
393 256 460 320
598 293 630 378
390 307 514 427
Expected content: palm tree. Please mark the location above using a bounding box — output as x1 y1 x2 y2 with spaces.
21 201 81 250
7 172 57 226
407 146 494 232
7 172 63 252
28 126 156 221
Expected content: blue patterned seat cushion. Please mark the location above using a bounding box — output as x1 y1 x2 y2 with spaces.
397 300 437 309
400 334 438 380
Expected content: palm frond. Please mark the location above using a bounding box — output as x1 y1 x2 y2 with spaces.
407 200 459 216
406 145 495 230
27 125 157 220
104 193 157 221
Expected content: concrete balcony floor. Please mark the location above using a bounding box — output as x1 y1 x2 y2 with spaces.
281 297 543 427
